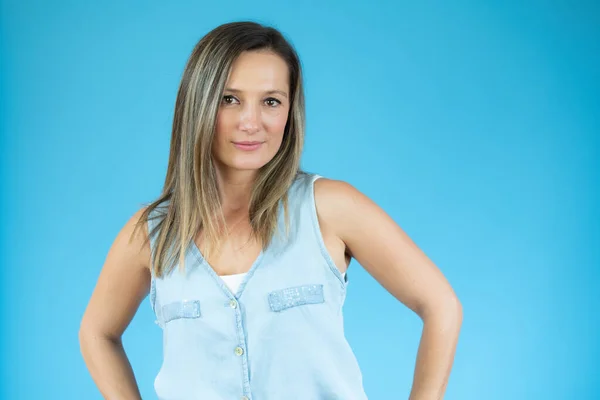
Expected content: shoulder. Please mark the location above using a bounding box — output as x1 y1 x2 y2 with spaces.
313 176 394 244
313 177 371 243
130 206 151 239
115 206 153 272
313 177 367 208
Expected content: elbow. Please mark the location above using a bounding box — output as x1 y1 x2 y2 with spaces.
78 314 94 343
446 294 462 320
420 294 463 327
78 321 93 362
441 294 463 326
452 296 463 327
78 317 119 351
78 318 96 353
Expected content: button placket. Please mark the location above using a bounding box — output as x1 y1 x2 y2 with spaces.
226 294 251 396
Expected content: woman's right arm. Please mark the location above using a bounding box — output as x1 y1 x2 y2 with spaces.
79 207 152 400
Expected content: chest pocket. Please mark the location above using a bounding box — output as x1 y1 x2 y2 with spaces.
158 300 202 324
268 284 325 312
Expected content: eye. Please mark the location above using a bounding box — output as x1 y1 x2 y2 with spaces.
265 98 282 107
222 95 239 105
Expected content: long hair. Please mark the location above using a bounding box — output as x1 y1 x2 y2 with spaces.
133 21 306 278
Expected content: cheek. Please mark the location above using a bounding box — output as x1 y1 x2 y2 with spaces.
215 111 233 139
265 110 289 137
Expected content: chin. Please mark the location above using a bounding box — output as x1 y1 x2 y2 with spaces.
227 157 271 171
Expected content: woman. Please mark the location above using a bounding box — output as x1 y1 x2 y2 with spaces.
79 21 462 400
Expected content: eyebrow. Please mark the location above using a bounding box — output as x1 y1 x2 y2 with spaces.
224 88 289 99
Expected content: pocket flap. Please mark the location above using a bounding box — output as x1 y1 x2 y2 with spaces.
268 284 324 312
160 300 201 323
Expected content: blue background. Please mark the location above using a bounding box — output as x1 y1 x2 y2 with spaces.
1 1 598 399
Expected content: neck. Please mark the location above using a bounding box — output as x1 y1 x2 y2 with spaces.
213 163 258 214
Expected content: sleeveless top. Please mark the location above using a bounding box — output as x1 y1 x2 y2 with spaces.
147 172 368 400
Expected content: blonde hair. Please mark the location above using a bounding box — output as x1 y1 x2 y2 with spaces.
134 21 306 278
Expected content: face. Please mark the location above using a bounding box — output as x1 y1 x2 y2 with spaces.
212 50 291 173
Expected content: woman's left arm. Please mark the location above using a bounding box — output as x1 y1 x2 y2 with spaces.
315 178 463 400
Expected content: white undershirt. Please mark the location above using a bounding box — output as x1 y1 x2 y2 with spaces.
219 272 247 293
220 271 347 293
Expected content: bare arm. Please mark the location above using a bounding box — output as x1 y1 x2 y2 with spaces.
315 179 463 400
79 208 152 400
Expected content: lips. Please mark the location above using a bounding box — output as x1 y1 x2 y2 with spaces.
234 141 263 145
232 141 264 151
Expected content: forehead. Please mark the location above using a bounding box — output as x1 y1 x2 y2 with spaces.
227 51 289 90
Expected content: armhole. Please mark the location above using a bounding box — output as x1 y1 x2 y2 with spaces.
308 174 349 289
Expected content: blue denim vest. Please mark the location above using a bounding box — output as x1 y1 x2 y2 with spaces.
148 172 368 400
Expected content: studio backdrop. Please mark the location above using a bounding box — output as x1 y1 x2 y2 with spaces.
1 1 598 399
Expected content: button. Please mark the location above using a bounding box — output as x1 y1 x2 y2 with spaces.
229 299 238 309
234 346 244 356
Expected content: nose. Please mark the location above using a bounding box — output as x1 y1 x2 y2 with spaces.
238 103 260 134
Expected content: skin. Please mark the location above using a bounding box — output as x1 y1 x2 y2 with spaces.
79 50 462 400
